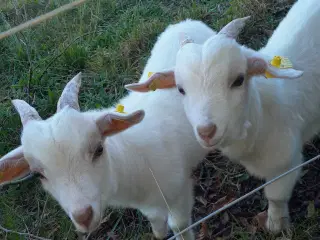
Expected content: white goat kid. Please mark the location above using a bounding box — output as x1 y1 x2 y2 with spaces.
126 0 320 233
0 19 215 240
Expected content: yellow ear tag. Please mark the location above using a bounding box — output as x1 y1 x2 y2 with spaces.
115 104 126 114
149 81 157 91
147 72 157 91
265 56 293 78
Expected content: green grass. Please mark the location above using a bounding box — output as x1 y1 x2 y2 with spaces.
0 0 319 239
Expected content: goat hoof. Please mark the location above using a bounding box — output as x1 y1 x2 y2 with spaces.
76 232 87 240
142 232 165 240
153 231 167 240
265 215 290 233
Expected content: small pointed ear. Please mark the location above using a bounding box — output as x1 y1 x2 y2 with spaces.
125 70 176 93
0 146 31 186
96 110 145 136
57 72 82 112
247 57 303 79
218 16 250 39
12 99 42 126
179 32 194 48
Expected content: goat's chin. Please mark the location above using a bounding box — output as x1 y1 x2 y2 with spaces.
71 217 101 234
199 142 216 150
73 224 88 233
74 221 100 234
197 137 223 150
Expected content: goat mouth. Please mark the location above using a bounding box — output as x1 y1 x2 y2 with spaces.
74 219 100 234
195 126 228 149
200 137 224 149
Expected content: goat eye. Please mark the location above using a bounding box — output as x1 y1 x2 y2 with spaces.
93 144 104 160
231 74 245 88
177 85 186 95
34 172 46 180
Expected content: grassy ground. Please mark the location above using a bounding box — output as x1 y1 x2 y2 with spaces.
0 0 319 239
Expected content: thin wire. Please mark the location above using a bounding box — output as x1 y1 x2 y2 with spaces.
168 154 320 240
148 166 185 240
0 0 88 41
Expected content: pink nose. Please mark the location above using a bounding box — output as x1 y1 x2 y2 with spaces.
72 205 93 229
197 123 217 142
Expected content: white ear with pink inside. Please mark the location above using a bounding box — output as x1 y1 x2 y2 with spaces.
0 146 30 186
125 70 176 93
96 110 145 136
247 57 303 79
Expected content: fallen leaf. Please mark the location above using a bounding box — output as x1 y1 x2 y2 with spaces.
196 196 208 206
212 196 236 211
237 173 250 182
253 210 268 230
107 232 119 240
209 193 217 199
264 29 274 37
140 233 156 240
307 201 315 218
300 169 309 178
260 198 268 210
239 217 257 234
196 222 209 240
315 191 320 209
203 178 213 187
221 212 229 225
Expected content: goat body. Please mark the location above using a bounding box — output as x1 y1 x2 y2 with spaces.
223 0 320 232
125 0 320 233
0 20 215 239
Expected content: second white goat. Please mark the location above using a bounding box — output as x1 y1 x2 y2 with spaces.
0 19 215 239
126 0 320 233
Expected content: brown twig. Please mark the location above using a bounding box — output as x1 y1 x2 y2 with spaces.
37 194 49 235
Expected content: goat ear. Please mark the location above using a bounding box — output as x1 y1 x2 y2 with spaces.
57 72 82 112
179 32 194 48
12 100 42 126
96 110 145 136
218 16 250 39
0 146 30 185
247 57 303 79
125 70 176 93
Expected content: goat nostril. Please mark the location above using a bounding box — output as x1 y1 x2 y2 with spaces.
197 124 217 141
72 205 93 229
207 125 217 139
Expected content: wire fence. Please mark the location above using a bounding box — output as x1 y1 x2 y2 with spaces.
167 154 320 239
0 0 88 40
1 1 320 240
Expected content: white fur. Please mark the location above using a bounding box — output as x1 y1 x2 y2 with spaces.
1 20 215 239
172 0 320 233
